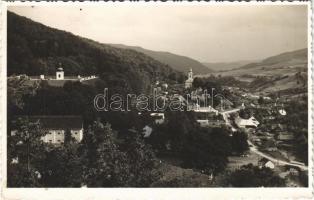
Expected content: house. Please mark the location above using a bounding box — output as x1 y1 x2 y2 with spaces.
162 83 168 90
150 113 165 124
197 119 224 128
271 124 284 132
235 116 259 128
277 135 294 141
263 97 272 100
12 115 84 144
276 132 294 141
289 167 300 176
197 120 210 127
258 158 275 169
278 109 287 116
195 111 224 128
143 125 153 138
192 104 219 115
185 68 194 88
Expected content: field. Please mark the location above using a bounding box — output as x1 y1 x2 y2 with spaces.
226 152 260 171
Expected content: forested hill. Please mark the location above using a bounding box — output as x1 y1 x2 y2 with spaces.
109 44 214 74
7 12 183 93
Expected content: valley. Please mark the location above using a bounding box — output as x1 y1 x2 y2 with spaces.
7 10 309 188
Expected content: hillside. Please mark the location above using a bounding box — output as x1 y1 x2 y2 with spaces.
109 44 213 75
202 60 255 72
205 49 308 93
247 72 307 93
215 48 307 78
7 12 183 94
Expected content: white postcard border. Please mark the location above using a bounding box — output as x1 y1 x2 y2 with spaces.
0 1 313 200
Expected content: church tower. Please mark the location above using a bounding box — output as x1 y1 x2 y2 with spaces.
56 64 64 80
185 68 194 89
188 68 193 79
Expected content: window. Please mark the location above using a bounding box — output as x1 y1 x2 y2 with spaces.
58 74 61 78
74 132 78 135
49 140 52 143
57 140 61 143
58 132 61 135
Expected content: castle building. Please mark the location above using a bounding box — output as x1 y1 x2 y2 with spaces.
185 68 194 88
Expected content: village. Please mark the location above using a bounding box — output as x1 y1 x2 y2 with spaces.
5 4 311 193
147 68 308 187
8 65 308 187
9 65 309 187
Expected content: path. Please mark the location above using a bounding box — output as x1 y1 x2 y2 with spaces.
220 107 308 171
248 141 308 171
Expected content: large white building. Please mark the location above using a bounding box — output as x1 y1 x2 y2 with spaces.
12 115 84 144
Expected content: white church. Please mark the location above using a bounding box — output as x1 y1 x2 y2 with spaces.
185 68 194 88
28 65 97 87
37 67 97 81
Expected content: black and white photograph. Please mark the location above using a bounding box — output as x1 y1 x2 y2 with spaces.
1 2 312 198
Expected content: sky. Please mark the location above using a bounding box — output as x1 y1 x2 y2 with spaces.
8 4 308 63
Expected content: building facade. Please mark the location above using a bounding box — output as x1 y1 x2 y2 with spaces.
12 115 84 144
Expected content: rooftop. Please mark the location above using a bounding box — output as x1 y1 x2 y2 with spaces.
15 115 83 129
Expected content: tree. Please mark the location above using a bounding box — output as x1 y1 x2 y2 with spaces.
80 121 130 187
239 108 252 119
165 111 195 153
227 164 285 187
39 144 83 187
192 77 204 88
231 131 249 154
258 96 264 104
122 132 161 187
7 117 46 187
7 76 39 117
182 127 232 174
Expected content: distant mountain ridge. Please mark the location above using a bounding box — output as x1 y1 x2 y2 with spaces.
108 44 214 75
239 48 307 70
213 48 307 77
202 60 257 72
206 48 308 93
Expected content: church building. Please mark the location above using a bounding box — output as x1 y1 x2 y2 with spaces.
185 68 194 88
56 67 64 80
28 64 98 87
